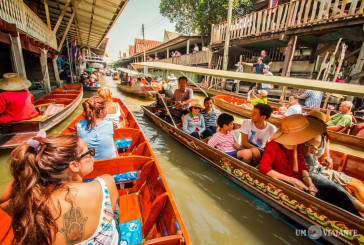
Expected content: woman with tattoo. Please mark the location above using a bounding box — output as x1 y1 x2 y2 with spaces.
0 133 120 244
77 96 118 160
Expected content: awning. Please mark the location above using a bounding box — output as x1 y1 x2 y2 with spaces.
116 68 139 76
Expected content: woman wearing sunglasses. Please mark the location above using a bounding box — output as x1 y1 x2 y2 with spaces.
182 102 206 139
0 134 120 244
77 96 118 160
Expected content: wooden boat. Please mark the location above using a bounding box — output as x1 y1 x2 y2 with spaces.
213 95 364 150
141 104 364 245
117 84 161 99
0 83 83 149
0 98 190 245
113 74 120 80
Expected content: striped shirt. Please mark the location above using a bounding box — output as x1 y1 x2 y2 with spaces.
201 108 221 127
208 131 237 153
299 90 322 108
173 87 193 110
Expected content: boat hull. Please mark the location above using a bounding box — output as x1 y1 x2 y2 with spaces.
0 84 83 149
142 104 364 245
117 84 159 99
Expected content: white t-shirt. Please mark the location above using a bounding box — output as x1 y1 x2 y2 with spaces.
285 104 302 116
239 119 276 149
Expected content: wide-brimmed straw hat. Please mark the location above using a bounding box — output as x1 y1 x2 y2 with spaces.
258 90 268 97
0 73 31 91
271 114 326 145
307 110 326 124
190 101 203 109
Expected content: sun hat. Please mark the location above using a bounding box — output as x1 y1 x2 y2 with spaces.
258 90 268 97
190 101 203 109
270 114 326 145
168 74 177 80
307 110 326 124
0 73 32 91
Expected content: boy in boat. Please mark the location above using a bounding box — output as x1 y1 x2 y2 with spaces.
0 73 39 123
326 101 353 131
239 103 276 166
208 113 244 159
247 89 268 105
200 97 221 138
276 94 302 117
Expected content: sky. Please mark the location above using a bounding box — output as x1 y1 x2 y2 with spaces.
104 0 177 62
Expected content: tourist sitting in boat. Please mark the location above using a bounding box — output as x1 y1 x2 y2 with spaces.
0 73 39 124
239 103 276 166
200 78 207 88
276 94 302 117
305 110 364 214
134 78 145 87
208 113 244 159
98 87 126 128
326 101 353 131
201 97 221 138
89 74 98 87
0 133 120 244
77 96 117 160
259 114 360 216
182 102 206 139
247 89 268 105
164 74 178 98
164 76 193 116
298 89 322 108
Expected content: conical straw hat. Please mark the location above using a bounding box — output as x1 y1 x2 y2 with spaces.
0 73 31 91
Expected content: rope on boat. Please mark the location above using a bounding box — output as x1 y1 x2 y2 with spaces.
130 64 178 128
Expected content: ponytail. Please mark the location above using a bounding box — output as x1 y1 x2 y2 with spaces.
82 96 106 130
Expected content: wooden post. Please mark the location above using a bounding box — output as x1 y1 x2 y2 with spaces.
9 34 27 78
167 47 170 58
186 39 190 54
58 10 76 50
142 24 146 62
52 56 61 87
40 49 51 93
236 55 242 94
281 36 297 99
222 0 233 89
52 0 72 35
43 0 51 29
281 36 295 77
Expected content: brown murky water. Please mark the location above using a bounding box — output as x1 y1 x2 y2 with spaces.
1 76 362 244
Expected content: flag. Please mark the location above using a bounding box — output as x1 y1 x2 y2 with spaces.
72 38 77 59
268 0 278 12
78 51 83 62
104 52 109 58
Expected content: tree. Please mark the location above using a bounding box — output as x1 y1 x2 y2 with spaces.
160 0 254 44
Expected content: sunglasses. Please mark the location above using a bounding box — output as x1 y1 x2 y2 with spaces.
76 147 95 160
192 107 200 109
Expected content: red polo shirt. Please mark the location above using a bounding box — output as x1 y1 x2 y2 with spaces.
259 140 308 181
0 90 39 123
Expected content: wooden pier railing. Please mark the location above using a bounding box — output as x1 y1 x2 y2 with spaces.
160 51 212 66
211 0 364 44
0 0 57 49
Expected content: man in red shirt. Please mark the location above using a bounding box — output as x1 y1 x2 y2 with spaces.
0 73 39 123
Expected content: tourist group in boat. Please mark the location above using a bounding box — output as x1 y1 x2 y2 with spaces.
0 70 363 244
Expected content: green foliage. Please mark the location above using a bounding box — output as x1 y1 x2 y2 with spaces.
160 0 254 38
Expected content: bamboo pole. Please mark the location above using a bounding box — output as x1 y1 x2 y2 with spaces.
181 72 208 97
316 52 330 80
281 36 297 100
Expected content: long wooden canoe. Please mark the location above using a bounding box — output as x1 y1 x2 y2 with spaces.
0 98 190 244
117 84 161 99
0 83 83 149
141 104 364 245
213 95 364 150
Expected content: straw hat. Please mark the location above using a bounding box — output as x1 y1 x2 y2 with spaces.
270 114 326 145
307 110 326 124
0 73 31 91
258 90 268 97
190 101 203 108
168 74 177 80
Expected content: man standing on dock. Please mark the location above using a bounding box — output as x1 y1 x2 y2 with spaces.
261 50 272 66
242 57 264 92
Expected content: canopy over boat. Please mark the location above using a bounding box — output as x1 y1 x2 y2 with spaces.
117 68 139 76
134 62 364 98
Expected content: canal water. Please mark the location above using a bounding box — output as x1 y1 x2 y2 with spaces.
1 76 362 244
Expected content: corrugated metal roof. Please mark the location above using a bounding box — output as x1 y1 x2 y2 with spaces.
134 39 162 53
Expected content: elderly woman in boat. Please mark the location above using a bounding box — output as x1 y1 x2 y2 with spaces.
0 133 119 244
305 110 364 214
182 102 206 139
98 87 126 128
0 73 39 123
77 96 118 160
259 114 360 216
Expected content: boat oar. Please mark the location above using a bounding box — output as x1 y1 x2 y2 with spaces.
130 64 178 128
180 71 209 97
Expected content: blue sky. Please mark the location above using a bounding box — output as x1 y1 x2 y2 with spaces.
105 0 176 61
